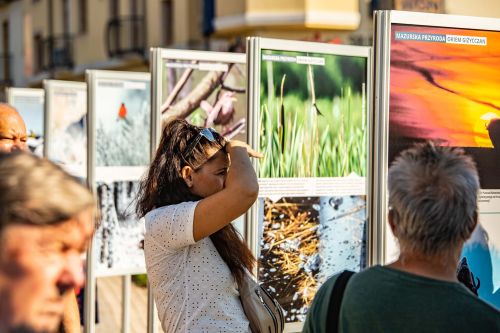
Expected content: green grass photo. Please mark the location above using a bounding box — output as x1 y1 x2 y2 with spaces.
259 50 367 178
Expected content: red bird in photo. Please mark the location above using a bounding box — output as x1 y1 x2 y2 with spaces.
118 102 127 119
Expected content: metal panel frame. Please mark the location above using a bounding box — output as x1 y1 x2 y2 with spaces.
5 87 45 105
85 70 151 333
247 37 373 332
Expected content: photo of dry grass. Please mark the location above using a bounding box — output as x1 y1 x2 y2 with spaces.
258 195 367 322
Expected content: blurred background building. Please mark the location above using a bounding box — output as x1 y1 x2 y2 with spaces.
0 0 499 91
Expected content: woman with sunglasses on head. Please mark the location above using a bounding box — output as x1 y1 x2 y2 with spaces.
136 119 262 333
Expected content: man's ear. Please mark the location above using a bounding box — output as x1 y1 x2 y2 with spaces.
388 208 398 236
470 210 478 234
181 166 194 188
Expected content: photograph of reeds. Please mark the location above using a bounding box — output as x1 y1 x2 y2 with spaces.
258 195 367 322
161 59 247 140
8 90 44 156
259 50 367 178
46 86 86 177
389 24 500 188
388 24 500 308
95 79 150 167
94 180 145 276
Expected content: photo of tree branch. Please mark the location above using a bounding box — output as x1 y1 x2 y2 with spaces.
161 59 247 140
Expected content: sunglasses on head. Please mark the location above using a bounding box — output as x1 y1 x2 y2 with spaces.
182 127 220 160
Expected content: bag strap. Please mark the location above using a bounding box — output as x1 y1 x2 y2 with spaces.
326 270 355 333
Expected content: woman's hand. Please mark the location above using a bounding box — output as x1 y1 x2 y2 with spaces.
225 140 263 159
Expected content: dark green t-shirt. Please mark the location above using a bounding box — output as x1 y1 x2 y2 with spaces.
302 265 500 333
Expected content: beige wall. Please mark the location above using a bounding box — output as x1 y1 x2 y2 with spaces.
306 0 358 12
216 0 246 18
214 0 360 35
72 0 108 66
173 0 189 44
188 0 203 42
30 0 48 37
446 0 500 18
247 0 305 13
147 0 162 48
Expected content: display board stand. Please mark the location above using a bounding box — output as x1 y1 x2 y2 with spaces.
373 10 500 308
85 70 151 333
247 37 373 331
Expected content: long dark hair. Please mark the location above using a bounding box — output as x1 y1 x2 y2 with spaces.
136 119 254 285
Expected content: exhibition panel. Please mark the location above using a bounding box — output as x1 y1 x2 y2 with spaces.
6 87 45 155
374 10 500 308
44 80 87 178
150 48 248 236
87 70 151 278
247 37 372 330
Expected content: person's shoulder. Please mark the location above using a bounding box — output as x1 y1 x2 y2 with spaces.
144 201 200 229
145 201 198 219
465 292 500 317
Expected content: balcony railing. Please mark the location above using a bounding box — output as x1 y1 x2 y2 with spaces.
0 53 13 86
41 34 74 71
106 15 146 58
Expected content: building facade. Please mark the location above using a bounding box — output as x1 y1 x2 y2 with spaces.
0 0 499 93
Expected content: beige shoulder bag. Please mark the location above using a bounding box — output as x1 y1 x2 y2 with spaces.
238 271 285 333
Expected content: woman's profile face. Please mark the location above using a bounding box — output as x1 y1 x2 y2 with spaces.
189 148 229 198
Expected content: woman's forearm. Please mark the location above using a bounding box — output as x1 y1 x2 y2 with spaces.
225 144 259 199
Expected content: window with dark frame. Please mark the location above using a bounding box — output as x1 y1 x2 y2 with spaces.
78 0 88 33
2 20 10 82
33 33 43 73
162 0 173 46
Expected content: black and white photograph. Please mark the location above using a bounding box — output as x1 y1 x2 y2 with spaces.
94 180 145 276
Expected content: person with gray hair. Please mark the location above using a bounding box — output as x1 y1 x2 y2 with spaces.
303 142 500 333
0 151 95 333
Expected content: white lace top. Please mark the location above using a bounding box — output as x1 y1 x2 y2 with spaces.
144 201 250 333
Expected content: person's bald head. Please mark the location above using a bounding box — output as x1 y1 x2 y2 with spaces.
0 103 27 152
